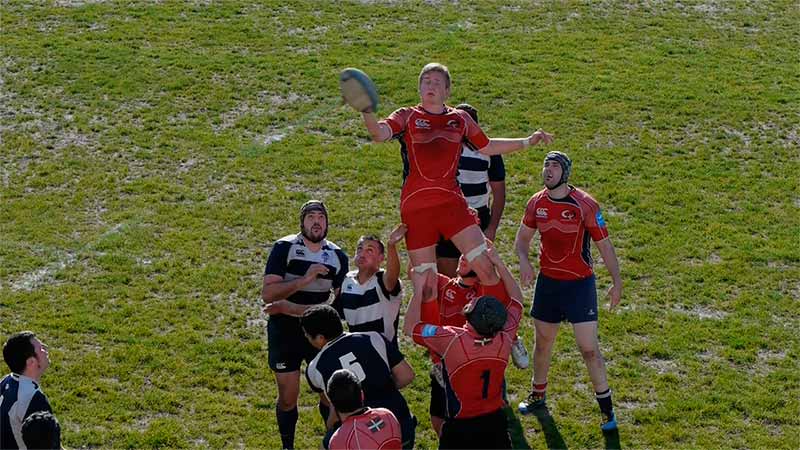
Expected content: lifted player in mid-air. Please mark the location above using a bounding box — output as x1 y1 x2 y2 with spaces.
355 62 553 320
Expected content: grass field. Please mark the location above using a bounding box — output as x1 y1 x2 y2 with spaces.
1 0 799 448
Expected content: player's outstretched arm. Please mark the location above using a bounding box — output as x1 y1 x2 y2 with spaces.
514 224 537 287
595 238 622 309
383 224 407 293
361 111 392 142
485 243 523 302
480 129 554 156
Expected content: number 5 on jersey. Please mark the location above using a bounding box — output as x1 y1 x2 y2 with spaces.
339 352 367 381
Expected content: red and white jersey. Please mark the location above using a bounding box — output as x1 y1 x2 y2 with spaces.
413 288 522 419
382 105 490 212
522 187 609 281
329 407 402 450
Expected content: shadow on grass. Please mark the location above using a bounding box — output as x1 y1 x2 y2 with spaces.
532 406 567 450
603 427 622 450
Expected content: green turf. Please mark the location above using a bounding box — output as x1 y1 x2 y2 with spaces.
1 0 798 448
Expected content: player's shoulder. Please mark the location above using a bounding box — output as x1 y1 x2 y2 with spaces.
525 189 549 206
275 233 301 245
321 239 343 251
570 187 601 209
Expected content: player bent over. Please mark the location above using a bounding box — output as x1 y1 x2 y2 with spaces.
404 244 524 449
327 369 403 450
302 305 417 449
356 62 553 320
514 151 623 431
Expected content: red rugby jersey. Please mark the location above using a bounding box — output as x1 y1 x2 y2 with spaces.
382 105 490 212
522 187 609 281
413 292 522 419
329 407 402 450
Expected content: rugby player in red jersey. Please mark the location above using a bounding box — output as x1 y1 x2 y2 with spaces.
514 151 622 431
357 63 552 326
327 369 402 450
403 244 524 449
422 251 528 437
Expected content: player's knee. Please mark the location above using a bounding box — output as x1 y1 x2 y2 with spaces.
580 347 601 362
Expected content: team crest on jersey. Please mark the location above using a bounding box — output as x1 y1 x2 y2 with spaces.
415 118 431 129
322 251 330 262
367 418 385 433
561 210 576 221
536 207 548 218
446 119 459 129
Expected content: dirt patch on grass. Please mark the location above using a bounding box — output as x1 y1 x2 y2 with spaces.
642 356 678 374
672 304 729 320
11 252 76 291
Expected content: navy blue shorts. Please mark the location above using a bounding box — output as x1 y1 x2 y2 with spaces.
267 317 319 372
531 274 598 324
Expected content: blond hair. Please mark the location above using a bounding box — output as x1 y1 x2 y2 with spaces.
418 63 451 88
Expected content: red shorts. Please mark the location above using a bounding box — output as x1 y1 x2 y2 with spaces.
402 196 479 251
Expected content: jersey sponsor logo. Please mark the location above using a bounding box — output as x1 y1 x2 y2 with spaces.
587 308 596 316
415 118 431 129
446 119 459 129
276 362 287 370
444 289 456 301
561 210 576 220
596 211 606 227
367 418 386 433
422 324 438 337
536 207 548 218
295 248 305 257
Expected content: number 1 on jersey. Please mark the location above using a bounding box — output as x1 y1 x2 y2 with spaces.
480 370 490 399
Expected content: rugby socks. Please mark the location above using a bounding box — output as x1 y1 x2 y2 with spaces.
595 388 614 415
276 406 298 449
318 401 330 424
532 381 548 396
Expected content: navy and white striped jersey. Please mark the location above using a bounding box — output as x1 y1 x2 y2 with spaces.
0 373 52 450
400 142 505 209
456 144 505 209
264 233 349 328
333 270 402 346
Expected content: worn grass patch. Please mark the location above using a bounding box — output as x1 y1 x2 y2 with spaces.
1 0 798 448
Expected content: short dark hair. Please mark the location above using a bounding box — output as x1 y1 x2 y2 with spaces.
357 235 385 254
301 305 344 341
455 103 479 123
464 296 507 337
3 331 36 374
22 411 61 450
326 369 363 414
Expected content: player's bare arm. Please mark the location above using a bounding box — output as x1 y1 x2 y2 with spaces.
382 224 407 292
479 129 554 156
595 237 622 309
514 224 537 287
361 111 392 142
262 264 330 316
486 181 506 241
485 243 523 301
391 360 415 389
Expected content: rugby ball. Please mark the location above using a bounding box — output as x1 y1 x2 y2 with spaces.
339 68 379 113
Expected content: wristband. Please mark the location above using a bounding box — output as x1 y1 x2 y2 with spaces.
522 137 531 148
